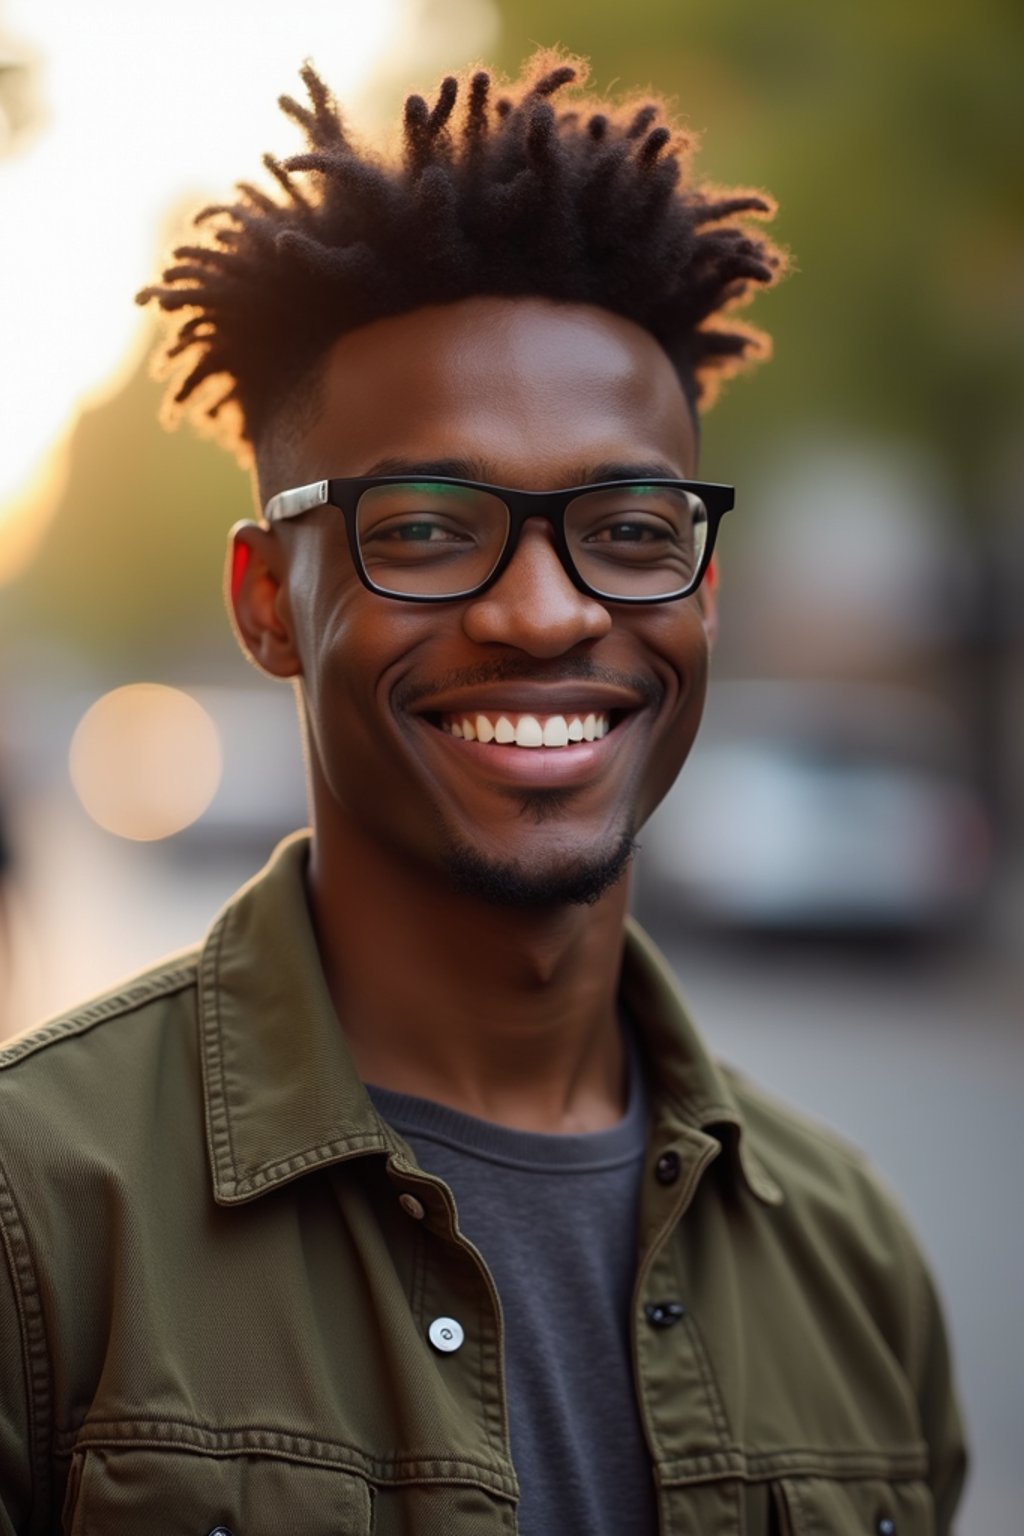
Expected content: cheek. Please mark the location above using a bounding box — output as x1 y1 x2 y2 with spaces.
286 535 370 689
282 545 369 760
635 603 711 817
639 601 711 704
285 548 428 758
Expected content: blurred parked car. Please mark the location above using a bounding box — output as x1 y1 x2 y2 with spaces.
634 682 992 937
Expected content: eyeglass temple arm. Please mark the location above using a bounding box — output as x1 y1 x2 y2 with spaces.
263 480 329 524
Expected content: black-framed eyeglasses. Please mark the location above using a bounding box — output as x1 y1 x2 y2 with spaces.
263 475 733 604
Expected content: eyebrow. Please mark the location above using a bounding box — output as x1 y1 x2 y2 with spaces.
585 460 683 483
360 456 685 484
362 456 486 479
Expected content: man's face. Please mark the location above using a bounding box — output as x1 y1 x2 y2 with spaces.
249 296 712 907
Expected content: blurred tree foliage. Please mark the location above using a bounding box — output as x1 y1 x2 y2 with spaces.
7 359 252 671
8 0 1020 666
489 0 1022 485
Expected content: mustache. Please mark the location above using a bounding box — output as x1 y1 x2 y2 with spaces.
395 656 663 711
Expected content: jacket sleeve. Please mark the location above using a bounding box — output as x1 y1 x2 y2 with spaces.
911 1255 968 1535
0 1200 33 1536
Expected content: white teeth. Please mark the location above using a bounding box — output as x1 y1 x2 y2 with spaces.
515 715 544 748
542 716 570 747
442 711 611 747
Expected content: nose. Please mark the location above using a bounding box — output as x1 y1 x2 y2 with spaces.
460 520 612 656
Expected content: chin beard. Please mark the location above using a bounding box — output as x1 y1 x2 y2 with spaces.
444 828 637 908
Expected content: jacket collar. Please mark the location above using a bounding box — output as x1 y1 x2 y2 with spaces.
199 833 781 1207
619 920 783 1206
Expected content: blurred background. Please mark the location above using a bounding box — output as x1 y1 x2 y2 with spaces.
0 0 1020 1527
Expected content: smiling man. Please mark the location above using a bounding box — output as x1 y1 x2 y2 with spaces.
0 54 965 1536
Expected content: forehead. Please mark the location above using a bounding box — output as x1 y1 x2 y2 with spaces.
280 297 697 491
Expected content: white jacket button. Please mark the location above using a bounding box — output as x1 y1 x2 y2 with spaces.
428 1316 465 1353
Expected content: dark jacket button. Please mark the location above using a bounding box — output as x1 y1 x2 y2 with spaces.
655 1151 680 1184
645 1301 686 1327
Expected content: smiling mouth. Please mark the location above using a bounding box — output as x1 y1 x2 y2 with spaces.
433 710 615 749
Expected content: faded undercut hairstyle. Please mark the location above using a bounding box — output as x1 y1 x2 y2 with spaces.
138 50 785 468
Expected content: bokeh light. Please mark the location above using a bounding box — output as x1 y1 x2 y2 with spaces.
69 683 222 841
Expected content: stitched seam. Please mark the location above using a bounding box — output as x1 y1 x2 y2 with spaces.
0 1159 53 1532
404 1180 511 1475
410 1219 427 1326
786 1478 811 1533
0 963 196 1072
655 1445 930 1483
663 1217 734 1454
55 1421 517 1495
199 916 384 1200
475 1264 506 1463
199 912 236 1192
222 1134 391 1197
199 909 389 1199
682 1311 733 1449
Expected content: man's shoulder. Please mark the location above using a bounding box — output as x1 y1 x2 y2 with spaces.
0 949 202 1159
1 949 200 1075
722 1062 869 1174
0 949 211 1277
721 1062 928 1276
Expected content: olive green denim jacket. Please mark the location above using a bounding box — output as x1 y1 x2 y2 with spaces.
0 835 965 1535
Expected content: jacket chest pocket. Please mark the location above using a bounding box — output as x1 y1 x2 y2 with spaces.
772 1476 935 1536
63 1447 374 1536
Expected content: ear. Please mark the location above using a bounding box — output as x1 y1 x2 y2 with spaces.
227 520 302 678
698 557 719 649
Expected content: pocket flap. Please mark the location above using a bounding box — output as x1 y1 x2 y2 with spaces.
64 1447 373 1535
774 1476 935 1536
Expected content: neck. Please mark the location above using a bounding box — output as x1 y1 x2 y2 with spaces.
307 819 631 1135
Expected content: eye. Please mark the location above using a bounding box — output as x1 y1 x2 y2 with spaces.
588 519 663 543
363 514 476 546
380 518 470 543
583 514 679 545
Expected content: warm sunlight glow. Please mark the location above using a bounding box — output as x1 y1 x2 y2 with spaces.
69 684 223 842
0 437 71 586
0 0 500 579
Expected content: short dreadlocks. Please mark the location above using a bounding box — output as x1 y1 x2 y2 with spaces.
138 51 784 465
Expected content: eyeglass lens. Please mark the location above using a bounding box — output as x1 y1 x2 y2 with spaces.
354 481 709 599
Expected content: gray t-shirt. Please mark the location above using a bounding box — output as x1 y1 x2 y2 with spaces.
368 1045 656 1535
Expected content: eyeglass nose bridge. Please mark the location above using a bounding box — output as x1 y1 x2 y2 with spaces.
475 497 601 604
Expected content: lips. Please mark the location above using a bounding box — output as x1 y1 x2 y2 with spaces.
440 711 611 748
404 678 652 788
